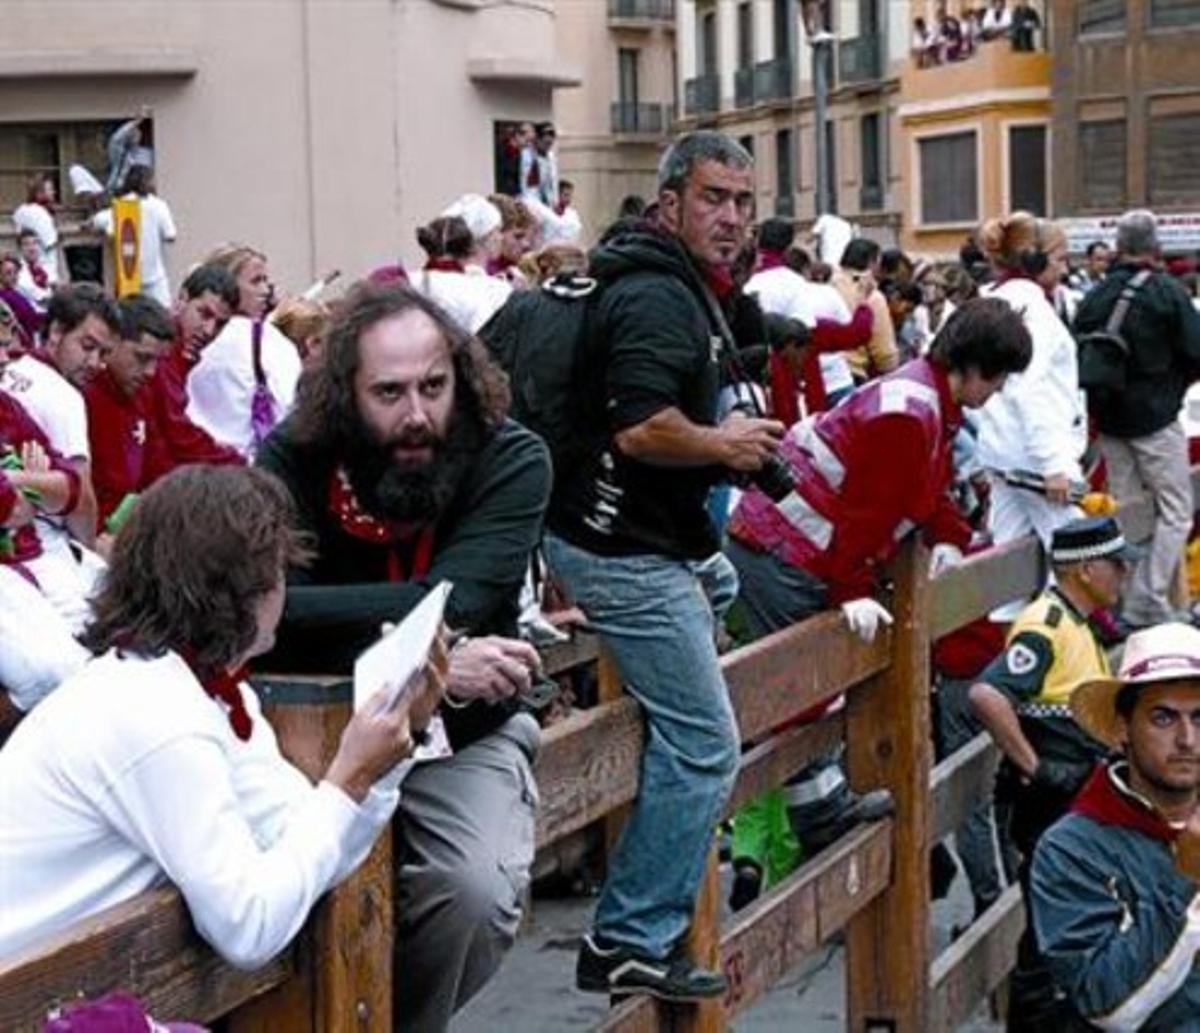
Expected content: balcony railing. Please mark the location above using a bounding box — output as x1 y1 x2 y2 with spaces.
734 67 755 109
610 101 667 136
859 182 884 211
839 34 882 84
684 74 720 116
753 57 795 103
607 0 674 23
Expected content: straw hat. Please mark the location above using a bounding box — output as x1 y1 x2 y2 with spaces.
1071 622 1200 749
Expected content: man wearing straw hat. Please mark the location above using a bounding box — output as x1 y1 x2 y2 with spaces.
1031 622 1200 1030
969 515 1138 1030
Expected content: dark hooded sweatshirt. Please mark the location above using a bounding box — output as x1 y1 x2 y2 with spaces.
548 226 727 561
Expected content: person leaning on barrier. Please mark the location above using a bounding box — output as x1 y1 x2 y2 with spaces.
969 516 1135 1032
0 465 442 965
255 281 550 1031
1031 622 1200 1030
724 297 1033 908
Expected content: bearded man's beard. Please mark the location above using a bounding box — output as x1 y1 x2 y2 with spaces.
345 409 487 526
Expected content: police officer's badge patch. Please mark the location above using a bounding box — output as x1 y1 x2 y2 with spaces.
1006 643 1039 676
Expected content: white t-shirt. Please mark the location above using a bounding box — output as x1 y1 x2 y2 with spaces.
92 194 177 304
187 316 302 459
811 214 855 267
415 266 513 335
1 354 89 461
0 650 401 965
16 261 51 310
744 267 856 396
11 203 60 284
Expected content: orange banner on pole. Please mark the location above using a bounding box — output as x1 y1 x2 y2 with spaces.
112 197 142 298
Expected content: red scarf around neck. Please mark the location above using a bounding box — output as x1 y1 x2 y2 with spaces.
757 248 788 272
424 257 465 274
328 466 435 582
179 647 253 742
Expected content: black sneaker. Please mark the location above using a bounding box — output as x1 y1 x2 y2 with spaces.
728 860 763 911
576 933 727 1001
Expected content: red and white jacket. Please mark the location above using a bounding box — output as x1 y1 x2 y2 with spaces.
728 357 971 601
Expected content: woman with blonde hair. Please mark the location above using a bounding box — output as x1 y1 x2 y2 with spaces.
974 212 1085 610
273 296 330 370
187 243 302 458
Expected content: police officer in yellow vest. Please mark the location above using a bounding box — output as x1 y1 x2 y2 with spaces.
970 516 1139 1032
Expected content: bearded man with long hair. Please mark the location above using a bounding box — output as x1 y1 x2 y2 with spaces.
256 281 551 1032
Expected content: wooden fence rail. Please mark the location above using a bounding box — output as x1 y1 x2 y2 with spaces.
5 468 1193 1031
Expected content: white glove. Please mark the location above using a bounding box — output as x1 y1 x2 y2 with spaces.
929 543 964 578
840 598 894 643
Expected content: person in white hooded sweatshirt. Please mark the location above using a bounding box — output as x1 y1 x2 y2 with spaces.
975 213 1086 615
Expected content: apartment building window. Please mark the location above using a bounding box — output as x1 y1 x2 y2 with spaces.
739 134 756 159
860 113 882 210
738 2 754 68
918 131 977 224
1078 120 1126 209
700 11 718 76
1009 124 1047 216
1079 0 1125 35
1150 0 1200 27
0 120 115 220
1149 112 1200 205
618 49 640 107
773 0 793 58
776 129 794 216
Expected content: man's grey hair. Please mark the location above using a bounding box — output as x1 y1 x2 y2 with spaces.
658 131 753 194
1116 209 1160 258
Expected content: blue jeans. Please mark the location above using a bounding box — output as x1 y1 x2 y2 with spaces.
543 533 740 958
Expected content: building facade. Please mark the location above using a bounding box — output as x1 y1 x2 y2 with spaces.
0 0 580 293
554 0 678 239
899 1 1051 257
669 0 908 248
1049 0 1200 254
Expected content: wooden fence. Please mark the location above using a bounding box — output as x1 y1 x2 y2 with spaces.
0 474 1178 1031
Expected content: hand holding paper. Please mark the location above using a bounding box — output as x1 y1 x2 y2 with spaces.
354 582 453 713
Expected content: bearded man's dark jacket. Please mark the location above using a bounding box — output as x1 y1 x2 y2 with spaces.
255 416 551 749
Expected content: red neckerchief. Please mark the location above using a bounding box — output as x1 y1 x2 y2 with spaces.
756 248 788 272
424 257 466 273
1070 762 1182 846
328 466 435 582
175 644 253 742
704 265 736 301
486 255 515 277
27 261 48 291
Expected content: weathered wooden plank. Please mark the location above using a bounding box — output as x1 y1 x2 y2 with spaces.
0 889 294 1032
722 716 845 819
724 610 892 744
930 536 1042 639
929 882 1026 1031
534 696 644 850
678 848 724 1033
597 819 894 1032
542 627 601 677
845 541 933 1032
930 733 1001 845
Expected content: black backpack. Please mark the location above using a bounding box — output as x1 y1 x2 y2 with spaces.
1076 269 1152 395
479 274 606 478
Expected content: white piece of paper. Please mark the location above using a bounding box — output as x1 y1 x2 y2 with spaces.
353 581 452 713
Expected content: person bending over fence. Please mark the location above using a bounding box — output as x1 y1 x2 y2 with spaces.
724 297 1033 908
0 466 442 968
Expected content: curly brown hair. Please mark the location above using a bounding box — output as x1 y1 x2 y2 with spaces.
290 281 510 449
82 466 312 671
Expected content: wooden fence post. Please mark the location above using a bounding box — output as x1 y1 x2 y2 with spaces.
844 540 933 1032
231 678 394 1032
